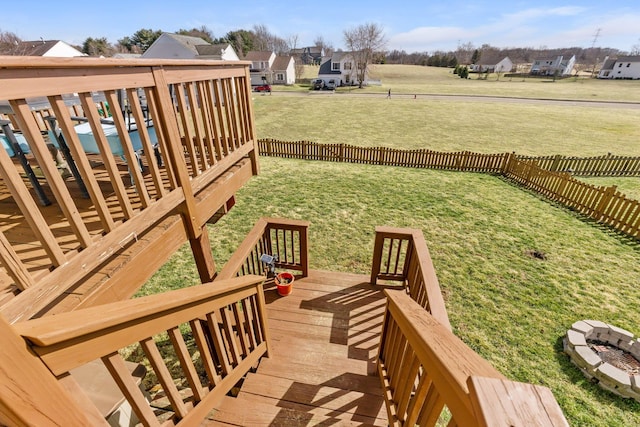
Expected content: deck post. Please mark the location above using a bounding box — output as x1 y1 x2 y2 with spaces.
150 66 202 240
190 227 218 283
370 227 386 285
244 66 261 176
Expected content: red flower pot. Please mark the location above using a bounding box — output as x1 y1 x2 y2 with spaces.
275 272 294 296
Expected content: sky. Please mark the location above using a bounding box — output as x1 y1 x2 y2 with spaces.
1 1 638 53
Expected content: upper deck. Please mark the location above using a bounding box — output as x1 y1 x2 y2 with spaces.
0 56 259 322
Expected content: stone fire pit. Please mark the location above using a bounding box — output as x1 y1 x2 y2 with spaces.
564 320 640 402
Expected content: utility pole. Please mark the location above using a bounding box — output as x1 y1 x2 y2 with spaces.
590 28 601 78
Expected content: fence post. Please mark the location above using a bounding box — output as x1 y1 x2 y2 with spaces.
500 152 511 175
266 138 272 156
377 146 385 165
339 143 345 162
550 154 562 172
594 185 617 221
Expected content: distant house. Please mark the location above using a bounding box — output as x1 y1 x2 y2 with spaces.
195 44 239 61
290 46 324 65
245 51 276 86
271 56 296 85
470 55 513 73
598 56 640 79
529 55 576 76
142 33 239 60
14 40 85 57
244 51 295 85
318 52 365 86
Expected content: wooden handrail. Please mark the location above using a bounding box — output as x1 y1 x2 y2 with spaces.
371 226 451 330
0 57 260 322
13 274 270 426
378 290 568 426
217 217 310 281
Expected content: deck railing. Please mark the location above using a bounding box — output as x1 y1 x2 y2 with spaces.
216 217 310 281
370 226 451 329
371 226 568 426
378 290 569 426
0 57 259 322
9 274 269 426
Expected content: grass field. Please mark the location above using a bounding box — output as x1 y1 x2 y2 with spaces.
143 158 640 426
253 95 640 157
141 64 640 426
255 65 640 158
292 64 640 102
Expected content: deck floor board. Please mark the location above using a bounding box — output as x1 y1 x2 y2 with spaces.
209 270 389 426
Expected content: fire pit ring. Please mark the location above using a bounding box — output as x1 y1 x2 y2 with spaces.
564 320 640 402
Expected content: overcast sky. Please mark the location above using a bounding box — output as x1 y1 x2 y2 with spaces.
1 1 638 53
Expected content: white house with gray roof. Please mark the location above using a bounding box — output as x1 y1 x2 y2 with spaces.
318 52 364 86
598 56 640 79
142 33 238 60
14 40 85 57
529 55 576 76
244 51 295 85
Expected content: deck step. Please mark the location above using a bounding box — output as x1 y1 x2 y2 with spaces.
208 393 381 426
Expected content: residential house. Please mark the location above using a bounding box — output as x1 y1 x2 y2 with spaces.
598 56 640 79
271 56 296 85
244 51 295 86
13 39 85 57
290 46 324 65
195 43 239 61
142 33 239 61
245 51 277 86
318 52 366 86
470 55 513 73
597 57 617 79
529 55 576 76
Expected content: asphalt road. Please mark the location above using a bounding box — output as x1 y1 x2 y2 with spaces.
261 90 640 110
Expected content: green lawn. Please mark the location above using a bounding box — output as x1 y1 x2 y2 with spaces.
252 95 640 157
140 65 640 426
287 64 640 103
143 158 640 426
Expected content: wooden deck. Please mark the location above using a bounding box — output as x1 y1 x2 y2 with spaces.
207 270 389 426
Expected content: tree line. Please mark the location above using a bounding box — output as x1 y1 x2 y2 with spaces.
2 24 634 79
384 43 628 69
0 25 334 58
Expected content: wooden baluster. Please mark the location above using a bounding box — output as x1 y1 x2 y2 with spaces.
167 326 207 402
190 319 221 386
231 302 249 358
206 311 231 376
220 305 241 367
126 88 166 199
139 337 189 419
102 352 160 426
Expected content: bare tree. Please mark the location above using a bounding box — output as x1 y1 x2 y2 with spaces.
0 30 23 55
631 39 640 56
287 34 299 53
252 24 287 54
314 35 333 57
455 41 475 65
177 26 215 44
343 23 386 88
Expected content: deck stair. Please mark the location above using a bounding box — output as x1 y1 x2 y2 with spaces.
208 270 389 426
